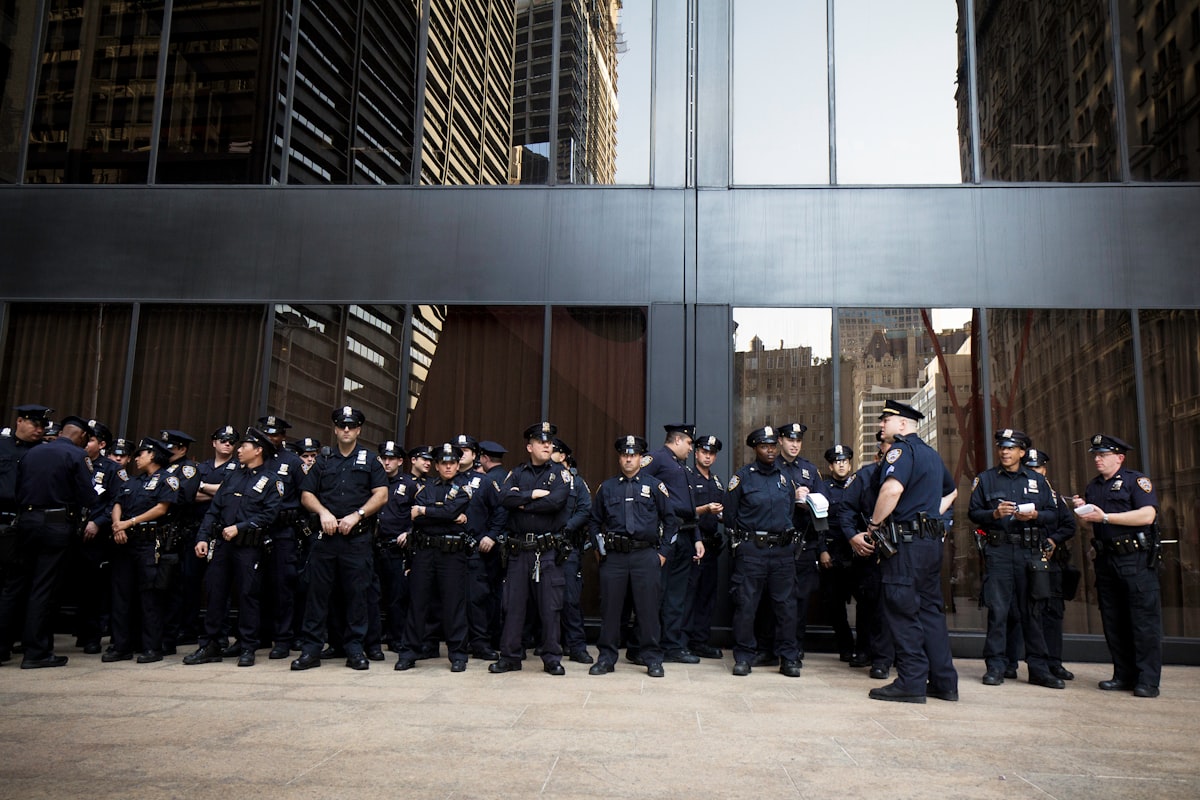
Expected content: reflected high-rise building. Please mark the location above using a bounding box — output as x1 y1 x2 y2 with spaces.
510 0 620 184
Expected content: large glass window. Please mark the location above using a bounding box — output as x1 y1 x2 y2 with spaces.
833 0 963 184
26 1 166 184
0 0 40 183
731 0 829 185
973 1 1120 182
1120 0 1200 180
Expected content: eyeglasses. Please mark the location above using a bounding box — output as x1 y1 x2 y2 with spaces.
335 423 361 430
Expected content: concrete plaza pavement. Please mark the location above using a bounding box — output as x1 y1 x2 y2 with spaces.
2 635 1197 800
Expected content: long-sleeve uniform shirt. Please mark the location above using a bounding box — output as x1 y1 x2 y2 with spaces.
198 463 282 544
589 472 680 559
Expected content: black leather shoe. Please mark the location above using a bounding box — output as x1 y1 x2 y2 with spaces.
1004 666 1018 679
926 685 959 702
136 650 163 664
869 666 890 679
588 662 614 675
624 651 645 666
1049 665 1075 681
569 649 594 664
237 650 256 667
290 653 321 671
417 646 440 660
450 660 467 673
101 649 133 663
20 655 68 669
269 644 291 660
544 662 565 675
848 653 870 668
182 643 224 665
779 660 801 678
488 660 521 674
394 659 416 671
220 642 242 658
691 644 723 659
1133 684 1160 698
81 642 102 655
869 683 927 703
732 661 751 676
664 650 700 664
751 652 778 667
160 644 177 656
646 663 665 678
1029 673 1065 690
345 653 370 670
981 670 1005 686
471 647 499 661
366 648 386 661
839 651 853 662
320 646 345 660
387 641 403 653
1098 678 1133 691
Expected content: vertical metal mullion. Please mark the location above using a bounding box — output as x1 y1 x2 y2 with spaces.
649 0 659 185
346 0 367 184
830 306 840 444
964 0 983 184
411 0 433 183
1130 310 1150 470
15 0 49 183
397 304 414 432
541 305 552 419
146 0 174 184
258 304 276 418
1107 0 1132 182
546 0 563 185
977 307 993 470
278 0 304 184
118 303 142 439
826 0 836 184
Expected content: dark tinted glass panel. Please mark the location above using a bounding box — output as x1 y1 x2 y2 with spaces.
0 0 39 183
834 0 963 183
732 0 829 185
974 1 1120 182
1138 310 1200 637
26 1 165 184
405 305 543 456
126 304 264 445
1120 0 1200 180
156 0 270 184
0 303 131 427
353 0 419 184
269 304 405 448
988 309 1136 636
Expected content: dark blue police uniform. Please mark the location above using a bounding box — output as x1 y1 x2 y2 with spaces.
839 459 892 673
684 440 724 657
0 417 41 661
559 461 592 660
376 470 416 652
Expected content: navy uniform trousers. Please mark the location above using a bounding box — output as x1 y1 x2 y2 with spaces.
499 549 564 666
1095 548 1162 687
201 541 261 650
596 547 662 667
731 543 799 664
880 535 957 694
13 514 74 661
982 541 1051 676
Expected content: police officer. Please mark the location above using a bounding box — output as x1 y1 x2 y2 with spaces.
840 434 893 678
1073 434 1162 697
160 429 201 652
291 406 388 671
257 416 309 659
490 422 571 675
12 416 94 667
851 401 959 703
453 434 501 660
588 435 676 678
775 422 821 664
73 419 121 654
1023 448 1077 681
183 428 281 667
377 444 422 653
0 403 50 664
108 438 133 471
552 439 593 664
294 437 320 470
968 430 1062 689
107 437 178 663
819 444 857 662
684 435 725 659
473 440 509 657
641 424 702 664
725 426 802 678
395 443 473 672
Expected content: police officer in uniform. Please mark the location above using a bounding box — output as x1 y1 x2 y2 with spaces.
183 428 281 667
641 424 702 664
291 406 389 671
851 401 958 703
819 444 857 662
474 441 509 656
552 439 593 664
395 443 473 672
775 422 821 664
725 426 802 678
107 437 178 663
1023 448 1077 681
160 429 201 652
453 434 502 661
840 434 893 678
12 416 94 667
490 422 571 675
255 416 309 659
73 419 121 654
684 435 725 659
1073 434 1162 697
0 404 50 664
588 435 676 678
377 444 422 653
968 429 1063 689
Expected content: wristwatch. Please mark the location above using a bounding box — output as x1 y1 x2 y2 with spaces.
356 508 366 518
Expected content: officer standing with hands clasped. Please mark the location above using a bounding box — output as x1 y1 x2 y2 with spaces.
587 435 677 678
1072 433 1162 698
851 401 959 704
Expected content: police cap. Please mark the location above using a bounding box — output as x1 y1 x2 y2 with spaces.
664 423 696 439
746 426 779 447
879 401 924 421
135 437 172 459
257 415 292 434
378 440 404 458
478 440 508 458
824 444 853 463
87 419 113 446
615 435 648 455
452 434 479 452
58 416 89 433
159 429 195 447
523 422 557 441
42 421 61 437
110 438 133 456
993 429 1031 449
296 436 321 453
435 442 463 463
1023 448 1050 468
1088 433 1132 453
240 427 277 457
778 422 807 440
551 438 572 456
14 404 53 423
695 435 722 453
331 406 365 427
211 424 238 442
407 445 434 460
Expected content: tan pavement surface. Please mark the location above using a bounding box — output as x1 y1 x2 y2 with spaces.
2 636 1197 800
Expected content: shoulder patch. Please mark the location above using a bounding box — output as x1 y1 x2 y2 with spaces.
276 480 285 497
727 475 740 491
1137 477 1153 493
166 476 180 491
182 465 197 479
640 455 653 468
971 476 980 490
885 449 902 464
714 475 724 490
658 482 670 497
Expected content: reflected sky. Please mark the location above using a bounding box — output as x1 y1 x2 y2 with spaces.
734 307 972 357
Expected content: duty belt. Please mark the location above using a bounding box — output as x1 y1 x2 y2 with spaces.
603 533 654 553
415 533 469 553
735 529 794 548
1093 534 1143 555
127 521 160 542
509 531 556 552
889 519 940 543
986 529 1040 548
19 505 79 524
